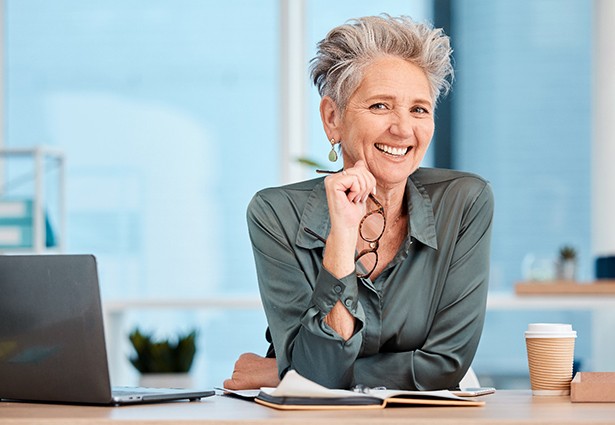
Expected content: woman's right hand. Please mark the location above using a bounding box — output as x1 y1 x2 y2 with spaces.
320 160 375 340
322 160 376 279
324 160 377 236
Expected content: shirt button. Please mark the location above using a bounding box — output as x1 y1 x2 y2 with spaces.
344 299 352 307
334 285 342 294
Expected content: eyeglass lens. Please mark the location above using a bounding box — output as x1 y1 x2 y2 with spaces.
360 210 385 242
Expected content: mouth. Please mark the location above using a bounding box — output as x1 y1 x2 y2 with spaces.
375 143 411 157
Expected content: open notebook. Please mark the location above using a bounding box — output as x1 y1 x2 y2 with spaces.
223 370 487 410
0 254 214 405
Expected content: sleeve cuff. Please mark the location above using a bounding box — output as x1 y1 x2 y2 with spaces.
310 267 360 316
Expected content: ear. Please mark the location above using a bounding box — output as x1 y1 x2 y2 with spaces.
319 96 342 141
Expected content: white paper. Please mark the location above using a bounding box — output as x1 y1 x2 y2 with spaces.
261 370 469 401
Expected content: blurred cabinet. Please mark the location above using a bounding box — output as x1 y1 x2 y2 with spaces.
0 147 66 253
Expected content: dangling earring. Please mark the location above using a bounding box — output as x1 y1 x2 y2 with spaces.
328 137 339 162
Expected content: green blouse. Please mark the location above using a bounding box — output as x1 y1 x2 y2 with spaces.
247 167 494 390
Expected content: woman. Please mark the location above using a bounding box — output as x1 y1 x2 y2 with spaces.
225 15 493 391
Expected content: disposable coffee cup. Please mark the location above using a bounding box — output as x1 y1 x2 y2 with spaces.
525 323 576 396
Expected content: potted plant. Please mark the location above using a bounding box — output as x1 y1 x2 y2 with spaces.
556 245 577 282
128 328 198 388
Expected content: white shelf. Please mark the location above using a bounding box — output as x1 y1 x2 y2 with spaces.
487 292 615 310
0 146 66 253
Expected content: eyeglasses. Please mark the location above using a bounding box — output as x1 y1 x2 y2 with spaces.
304 192 386 280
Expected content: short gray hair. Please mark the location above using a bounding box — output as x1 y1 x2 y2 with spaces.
309 15 453 111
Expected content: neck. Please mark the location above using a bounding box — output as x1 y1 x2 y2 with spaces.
374 182 407 222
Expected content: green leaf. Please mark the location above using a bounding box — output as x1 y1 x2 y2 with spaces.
127 328 198 374
296 157 324 169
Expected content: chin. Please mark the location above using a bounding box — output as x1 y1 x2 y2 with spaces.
374 171 412 188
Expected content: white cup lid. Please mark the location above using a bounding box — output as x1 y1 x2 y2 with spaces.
525 323 577 338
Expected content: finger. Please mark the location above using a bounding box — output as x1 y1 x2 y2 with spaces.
353 161 377 196
344 174 365 204
357 172 372 202
325 169 369 205
324 173 359 202
340 169 365 201
343 173 361 203
366 172 377 196
222 378 236 389
238 352 257 361
359 167 377 199
344 166 372 202
353 174 369 203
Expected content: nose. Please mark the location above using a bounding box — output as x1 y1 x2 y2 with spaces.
389 111 414 138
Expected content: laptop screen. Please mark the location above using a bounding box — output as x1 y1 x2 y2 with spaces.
0 255 113 404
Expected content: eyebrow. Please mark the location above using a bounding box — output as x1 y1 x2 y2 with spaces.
365 94 433 108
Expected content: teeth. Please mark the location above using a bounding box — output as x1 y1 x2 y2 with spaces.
375 143 408 156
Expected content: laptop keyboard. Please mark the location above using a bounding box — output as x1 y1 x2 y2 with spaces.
112 386 173 396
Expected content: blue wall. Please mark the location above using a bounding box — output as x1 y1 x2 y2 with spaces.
453 0 593 382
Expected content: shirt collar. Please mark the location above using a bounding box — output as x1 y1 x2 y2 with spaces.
296 173 438 250
407 172 438 250
296 179 330 249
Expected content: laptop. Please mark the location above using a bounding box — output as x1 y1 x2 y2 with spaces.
0 254 215 405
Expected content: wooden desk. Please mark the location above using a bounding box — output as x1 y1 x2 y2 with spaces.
514 280 615 295
2 391 615 425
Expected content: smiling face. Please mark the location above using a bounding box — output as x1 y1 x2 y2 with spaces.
322 55 435 190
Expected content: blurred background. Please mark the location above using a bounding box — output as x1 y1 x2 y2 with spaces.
0 0 606 389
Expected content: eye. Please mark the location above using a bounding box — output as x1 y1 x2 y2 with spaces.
369 102 389 111
411 105 431 115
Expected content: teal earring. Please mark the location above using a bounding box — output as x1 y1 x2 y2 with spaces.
328 138 339 162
